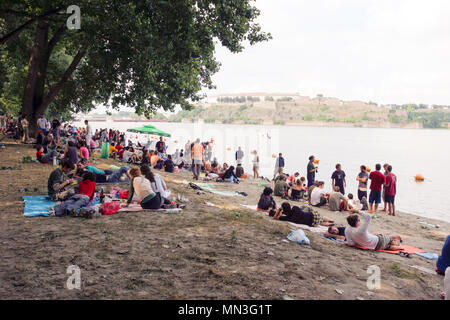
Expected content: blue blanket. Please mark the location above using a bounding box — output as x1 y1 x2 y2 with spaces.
22 196 57 217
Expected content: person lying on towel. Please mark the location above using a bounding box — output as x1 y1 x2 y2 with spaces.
273 202 334 227
345 211 403 251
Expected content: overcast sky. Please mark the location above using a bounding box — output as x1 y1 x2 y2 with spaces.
98 0 450 114
203 0 450 106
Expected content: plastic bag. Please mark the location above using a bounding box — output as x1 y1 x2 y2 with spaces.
287 229 310 245
100 201 120 215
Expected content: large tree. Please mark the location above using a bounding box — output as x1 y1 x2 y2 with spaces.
0 0 270 133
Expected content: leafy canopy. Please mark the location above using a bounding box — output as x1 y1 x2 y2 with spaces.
0 0 271 117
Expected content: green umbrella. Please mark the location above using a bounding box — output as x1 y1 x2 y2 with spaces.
127 125 171 137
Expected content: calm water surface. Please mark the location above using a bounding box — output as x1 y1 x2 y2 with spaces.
74 121 450 223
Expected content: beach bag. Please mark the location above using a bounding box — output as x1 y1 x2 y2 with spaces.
287 229 310 245
118 189 129 199
100 142 110 159
100 201 120 215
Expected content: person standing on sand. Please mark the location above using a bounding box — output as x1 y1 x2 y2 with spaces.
307 155 318 187
368 163 386 214
331 163 346 195
384 165 397 216
235 146 244 166
381 163 389 212
356 165 369 201
85 120 92 152
273 153 285 180
192 138 204 180
252 150 260 179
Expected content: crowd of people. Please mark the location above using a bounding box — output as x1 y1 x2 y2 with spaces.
3 112 449 290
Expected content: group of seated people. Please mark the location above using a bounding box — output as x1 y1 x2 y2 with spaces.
270 170 367 215
256 186 405 253
202 160 245 183
308 181 368 213
47 158 181 217
273 172 308 200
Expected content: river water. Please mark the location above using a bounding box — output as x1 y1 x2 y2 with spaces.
74 121 450 223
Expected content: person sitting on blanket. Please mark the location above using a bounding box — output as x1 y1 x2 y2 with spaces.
328 186 349 211
310 181 329 207
274 174 288 198
436 235 450 275
140 164 172 206
49 171 96 217
273 202 335 227
48 160 76 201
126 167 163 210
307 180 320 203
76 161 129 183
219 165 240 183
164 154 174 173
287 172 300 187
290 178 306 200
325 226 346 240
36 145 61 164
257 187 277 216
345 211 403 251
347 193 362 211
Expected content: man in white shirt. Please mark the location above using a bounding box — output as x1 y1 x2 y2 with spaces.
85 120 92 150
37 114 48 134
310 181 328 207
345 211 403 251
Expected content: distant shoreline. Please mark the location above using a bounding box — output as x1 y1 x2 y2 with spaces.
74 118 450 130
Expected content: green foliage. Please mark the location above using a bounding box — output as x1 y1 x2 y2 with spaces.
273 120 285 125
264 96 274 101
407 111 450 128
302 114 314 121
0 0 271 119
276 96 293 102
388 114 400 123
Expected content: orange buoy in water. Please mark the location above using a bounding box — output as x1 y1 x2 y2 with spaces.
314 159 319 164
415 174 424 181
272 153 277 158
226 147 231 151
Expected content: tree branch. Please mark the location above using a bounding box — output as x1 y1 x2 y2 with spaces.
0 8 64 45
37 42 88 115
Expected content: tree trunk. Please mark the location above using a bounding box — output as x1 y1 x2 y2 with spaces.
21 20 49 137
36 43 88 116
33 25 65 120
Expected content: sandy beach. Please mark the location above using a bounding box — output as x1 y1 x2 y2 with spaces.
0 139 448 300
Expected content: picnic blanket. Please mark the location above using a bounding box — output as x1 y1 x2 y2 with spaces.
191 182 243 197
118 203 181 213
22 195 56 217
356 244 426 255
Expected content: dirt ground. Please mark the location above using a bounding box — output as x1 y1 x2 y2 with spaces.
0 139 448 300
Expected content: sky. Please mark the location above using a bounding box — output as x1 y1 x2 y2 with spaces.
98 0 450 114
203 0 450 106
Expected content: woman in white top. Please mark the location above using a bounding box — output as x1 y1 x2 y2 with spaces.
140 164 172 205
252 150 260 179
126 167 162 209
